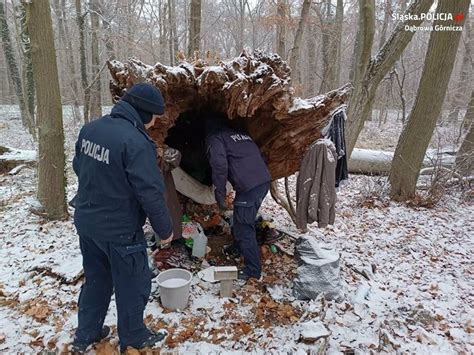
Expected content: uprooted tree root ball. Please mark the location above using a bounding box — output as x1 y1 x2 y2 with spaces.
107 51 350 179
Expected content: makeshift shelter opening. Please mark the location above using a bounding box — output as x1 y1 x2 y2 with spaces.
164 110 212 186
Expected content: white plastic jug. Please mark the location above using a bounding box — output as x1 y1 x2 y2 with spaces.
192 226 208 258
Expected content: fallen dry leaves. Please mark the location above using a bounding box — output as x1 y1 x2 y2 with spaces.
165 316 206 348
24 302 51 321
255 295 302 328
29 336 44 348
124 347 141 355
95 341 119 355
0 288 19 307
47 337 57 350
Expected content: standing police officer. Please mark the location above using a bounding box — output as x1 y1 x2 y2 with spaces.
205 113 271 281
71 83 173 352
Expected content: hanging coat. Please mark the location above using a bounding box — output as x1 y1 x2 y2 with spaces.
296 139 337 230
327 110 349 187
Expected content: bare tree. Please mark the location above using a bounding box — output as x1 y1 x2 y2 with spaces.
89 0 102 119
392 56 407 123
168 0 179 64
447 13 472 122
75 0 90 123
52 0 81 121
376 0 393 125
349 0 375 115
25 0 67 219
320 0 344 92
455 91 474 176
276 0 287 58
0 1 34 137
16 3 35 131
99 0 116 60
188 0 202 57
306 22 317 95
346 0 435 157
288 0 311 81
389 0 471 201
455 127 473 177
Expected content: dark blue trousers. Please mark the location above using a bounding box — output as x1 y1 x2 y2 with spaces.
75 233 151 351
232 182 270 278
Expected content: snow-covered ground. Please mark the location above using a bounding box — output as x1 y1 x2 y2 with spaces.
356 109 465 152
0 107 472 353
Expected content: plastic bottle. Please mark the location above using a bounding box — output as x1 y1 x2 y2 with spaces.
192 226 208 258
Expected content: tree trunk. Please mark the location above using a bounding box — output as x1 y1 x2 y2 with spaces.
237 0 245 54
378 0 392 49
0 2 31 134
187 0 202 57
393 57 407 123
53 0 81 121
346 0 435 157
99 1 116 60
389 0 471 201
320 0 343 92
26 0 67 220
107 54 350 179
376 0 392 124
455 92 474 176
455 123 474 177
306 23 317 95
159 0 168 63
75 0 90 123
89 0 102 119
168 0 178 65
334 0 343 88
288 0 311 83
447 13 472 122
349 0 375 108
16 3 36 138
276 0 287 58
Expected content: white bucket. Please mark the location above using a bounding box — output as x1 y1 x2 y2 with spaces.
157 268 193 310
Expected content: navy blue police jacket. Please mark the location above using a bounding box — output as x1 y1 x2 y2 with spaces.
206 128 271 207
72 100 172 243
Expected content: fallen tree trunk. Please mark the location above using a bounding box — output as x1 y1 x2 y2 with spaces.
0 146 36 174
107 51 350 179
348 148 456 175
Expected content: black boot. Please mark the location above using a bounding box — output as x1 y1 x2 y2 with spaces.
139 330 168 348
71 325 110 353
223 244 241 259
122 330 168 353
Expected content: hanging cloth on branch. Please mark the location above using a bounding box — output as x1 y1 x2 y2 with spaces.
295 139 337 231
326 109 349 187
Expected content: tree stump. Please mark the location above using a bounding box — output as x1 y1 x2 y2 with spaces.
107 51 350 179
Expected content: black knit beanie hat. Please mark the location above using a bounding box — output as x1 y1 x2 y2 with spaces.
121 83 165 124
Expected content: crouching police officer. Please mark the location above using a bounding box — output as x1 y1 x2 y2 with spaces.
71 83 173 352
205 113 271 282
